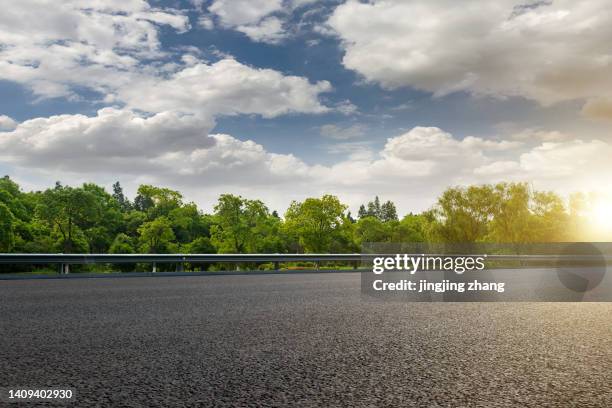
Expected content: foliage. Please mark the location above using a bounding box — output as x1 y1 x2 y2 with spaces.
211 194 280 253
0 177 599 266
138 216 176 253
284 195 350 253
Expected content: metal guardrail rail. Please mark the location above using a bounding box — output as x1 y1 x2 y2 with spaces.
1 253 611 274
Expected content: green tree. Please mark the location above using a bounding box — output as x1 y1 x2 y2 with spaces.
393 213 426 243
109 233 137 272
380 200 398 222
36 185 98 253
110 233 136 254
138 217 176 253
357 204 367 219
82 183 123 252
123 210 147 237
426 185 496 243
354 216 391 245
530 191 569 242
366 196 382 219
169 203 210 244
185 236 216 253
112 182 131 212
284 195 348 253
211 194 276 253
135 185 182 219
486 183 532 244
0 202 16 252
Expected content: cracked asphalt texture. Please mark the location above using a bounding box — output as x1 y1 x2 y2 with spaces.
1 272 612 407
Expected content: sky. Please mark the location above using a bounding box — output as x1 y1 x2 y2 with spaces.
1 0 612 215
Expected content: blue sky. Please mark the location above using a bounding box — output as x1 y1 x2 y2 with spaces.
1 0 611 213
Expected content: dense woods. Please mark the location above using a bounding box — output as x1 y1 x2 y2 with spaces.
0 175 602 258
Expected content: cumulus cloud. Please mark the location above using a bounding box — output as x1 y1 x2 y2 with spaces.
0 108 215 174
0 115 17 131
118 58 331 118
0 1 331 118
3 113 607 212
0 0 189 99
206 0 321 43
234 16 287 44
327 0 612 111
209 0 283 26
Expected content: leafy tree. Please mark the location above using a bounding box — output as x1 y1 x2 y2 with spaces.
169 204 210 244
393 214 426 243
211 194 277 253
0 202 15 252
486 183 532 244
530 191 569 242
346 211 355 223
138 216 176 253
110 233 136 254
284 195 348 253
366 196 382 219
357 204 367 219
123 210 147 237
133 193 154 213
82 183 123 252
354 216 391 245
36 185 98 253
135 185 182 219
186 237 216 253
112 182 131 212
109 233 136 272
426 185 496 243
381 200 398 222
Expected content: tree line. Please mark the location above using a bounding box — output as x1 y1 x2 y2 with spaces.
0 176 599 258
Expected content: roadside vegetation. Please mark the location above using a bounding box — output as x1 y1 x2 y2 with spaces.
0 175 604 270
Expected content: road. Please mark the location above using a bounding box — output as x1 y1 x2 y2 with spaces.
1 272 612 407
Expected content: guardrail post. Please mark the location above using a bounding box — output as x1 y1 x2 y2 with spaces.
152 262 157 273
176 262 184 272
274 261 279 271
58 263 70 274
315 261 320 270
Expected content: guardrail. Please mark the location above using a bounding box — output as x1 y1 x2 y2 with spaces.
1 253 611 274
0 253 366 274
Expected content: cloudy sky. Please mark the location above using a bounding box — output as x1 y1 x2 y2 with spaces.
1 0 611 214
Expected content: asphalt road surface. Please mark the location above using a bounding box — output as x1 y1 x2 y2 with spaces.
1 272 612 407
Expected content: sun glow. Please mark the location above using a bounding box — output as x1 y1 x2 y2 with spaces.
591 201 612 231
585 195 612 240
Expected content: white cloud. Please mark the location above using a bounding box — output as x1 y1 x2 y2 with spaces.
3 113 608 213
197 15 215 30
0 115 17 131
234 16 287 44
0 1 331 118
327 0 612 111
0 0 189 100
209 0 283 26
206 0 321 43
0 108 215 174
118 58 331 118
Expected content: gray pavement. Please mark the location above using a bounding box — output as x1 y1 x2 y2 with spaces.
1 272 612 407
